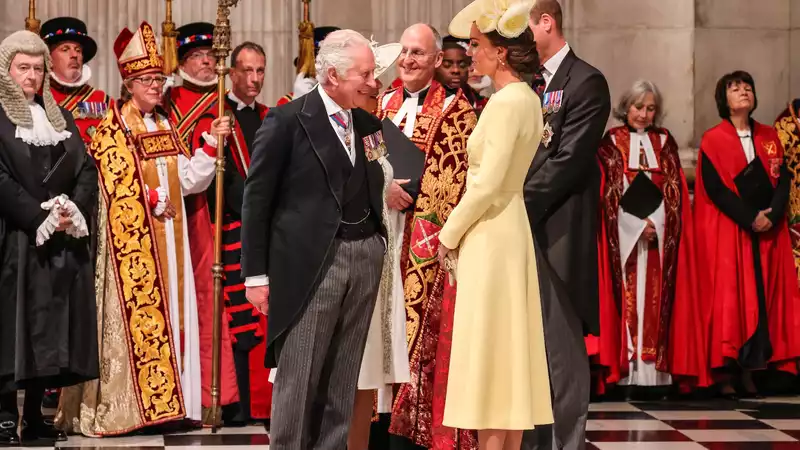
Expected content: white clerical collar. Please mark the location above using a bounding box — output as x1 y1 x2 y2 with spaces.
405 82 432 98
542 42 570 78
228 91 256 111
50 65 92 89
318 85 349 116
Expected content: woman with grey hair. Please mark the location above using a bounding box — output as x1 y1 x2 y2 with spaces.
0 30 99 444
592 79 708 398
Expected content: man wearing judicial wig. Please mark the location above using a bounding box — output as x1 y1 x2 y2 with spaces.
0 30 98 445
57 21 228 436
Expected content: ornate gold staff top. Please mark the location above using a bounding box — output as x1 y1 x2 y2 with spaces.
161 0 179 75
297 0 316 77
209 0 240 434
25 0 40 34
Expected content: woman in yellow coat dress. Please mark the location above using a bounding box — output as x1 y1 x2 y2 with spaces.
438 1 554 449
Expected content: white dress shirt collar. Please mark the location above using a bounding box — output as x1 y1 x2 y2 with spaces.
318 85 349 117
228 91 256 111
542 42 571 86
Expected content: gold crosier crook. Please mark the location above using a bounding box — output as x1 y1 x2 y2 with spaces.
209 0 240 434
25 0 40 33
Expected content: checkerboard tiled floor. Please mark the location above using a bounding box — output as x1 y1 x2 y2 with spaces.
9 397 800 449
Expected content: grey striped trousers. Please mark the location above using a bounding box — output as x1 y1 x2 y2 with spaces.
270 235 384 450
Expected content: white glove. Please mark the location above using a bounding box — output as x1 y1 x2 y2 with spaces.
153 186 168 217
36 195 90 246
292 73 318 99
36 194 68 246
60 199 89 240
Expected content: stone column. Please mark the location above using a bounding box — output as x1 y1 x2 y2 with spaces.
694 0 793 144
566 0 696 165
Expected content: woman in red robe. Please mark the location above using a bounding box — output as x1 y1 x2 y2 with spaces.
593 80 709 398
694 71 800 399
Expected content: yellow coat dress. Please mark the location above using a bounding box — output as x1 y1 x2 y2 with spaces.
438 81 554 430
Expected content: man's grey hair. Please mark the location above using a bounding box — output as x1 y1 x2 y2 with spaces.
426 24 443 50
612 79 664 127
315 29 371 85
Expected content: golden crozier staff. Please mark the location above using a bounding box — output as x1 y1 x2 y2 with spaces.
209 0 240 433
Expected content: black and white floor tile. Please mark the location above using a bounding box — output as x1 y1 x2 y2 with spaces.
9 397 800 449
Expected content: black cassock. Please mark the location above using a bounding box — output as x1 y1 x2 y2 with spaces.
0 102 99 394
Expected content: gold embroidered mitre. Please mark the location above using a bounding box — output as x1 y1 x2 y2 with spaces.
114 21 164 80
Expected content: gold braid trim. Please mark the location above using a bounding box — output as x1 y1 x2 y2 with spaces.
89 105 185 424
775 105 800 280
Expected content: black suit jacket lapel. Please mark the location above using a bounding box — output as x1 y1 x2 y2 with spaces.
545 50 577 94
353 109 385 223
531 50 578 172
297 89 345 207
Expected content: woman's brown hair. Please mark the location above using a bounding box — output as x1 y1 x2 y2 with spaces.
484 28 539 75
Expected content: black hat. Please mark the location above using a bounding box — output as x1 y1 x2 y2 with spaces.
294 26 341 67
40 17 98 64
177 22 215 61
442 35 469 51
314 26 341 51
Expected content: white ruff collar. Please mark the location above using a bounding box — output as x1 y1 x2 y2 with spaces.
16 102 72 146
178 68 218 88
50 65 92 89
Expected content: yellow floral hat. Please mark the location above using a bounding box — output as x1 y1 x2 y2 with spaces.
449 0 535 40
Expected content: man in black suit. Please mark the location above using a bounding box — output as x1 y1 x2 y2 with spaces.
241 29 387 450
522 1 611 450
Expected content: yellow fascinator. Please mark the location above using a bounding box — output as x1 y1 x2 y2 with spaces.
449 0 536 40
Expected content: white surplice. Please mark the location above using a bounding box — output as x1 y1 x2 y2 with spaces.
616 130 672 387
123 112 216 421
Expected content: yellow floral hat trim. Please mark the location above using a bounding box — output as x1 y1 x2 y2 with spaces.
450 0 535 39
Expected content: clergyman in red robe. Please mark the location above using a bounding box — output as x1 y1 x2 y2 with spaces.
593 80 709 396
694 70 800 399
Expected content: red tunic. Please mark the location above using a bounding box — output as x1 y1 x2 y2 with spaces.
167 84 218 147
190 97 272 419
49 83 112 145
593 127 709 392
276 92 294 106
167 84 240 410
694 120 800 373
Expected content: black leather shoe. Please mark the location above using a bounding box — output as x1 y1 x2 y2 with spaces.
0 420 20 445
21 419 67 442
740 391 766 400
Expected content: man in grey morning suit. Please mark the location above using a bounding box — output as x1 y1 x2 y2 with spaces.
240 30 387 449
523 1 611 450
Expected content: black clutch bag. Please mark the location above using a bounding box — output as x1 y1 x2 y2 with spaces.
619 172 664 219
734 158 774 211
383 118 425 211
